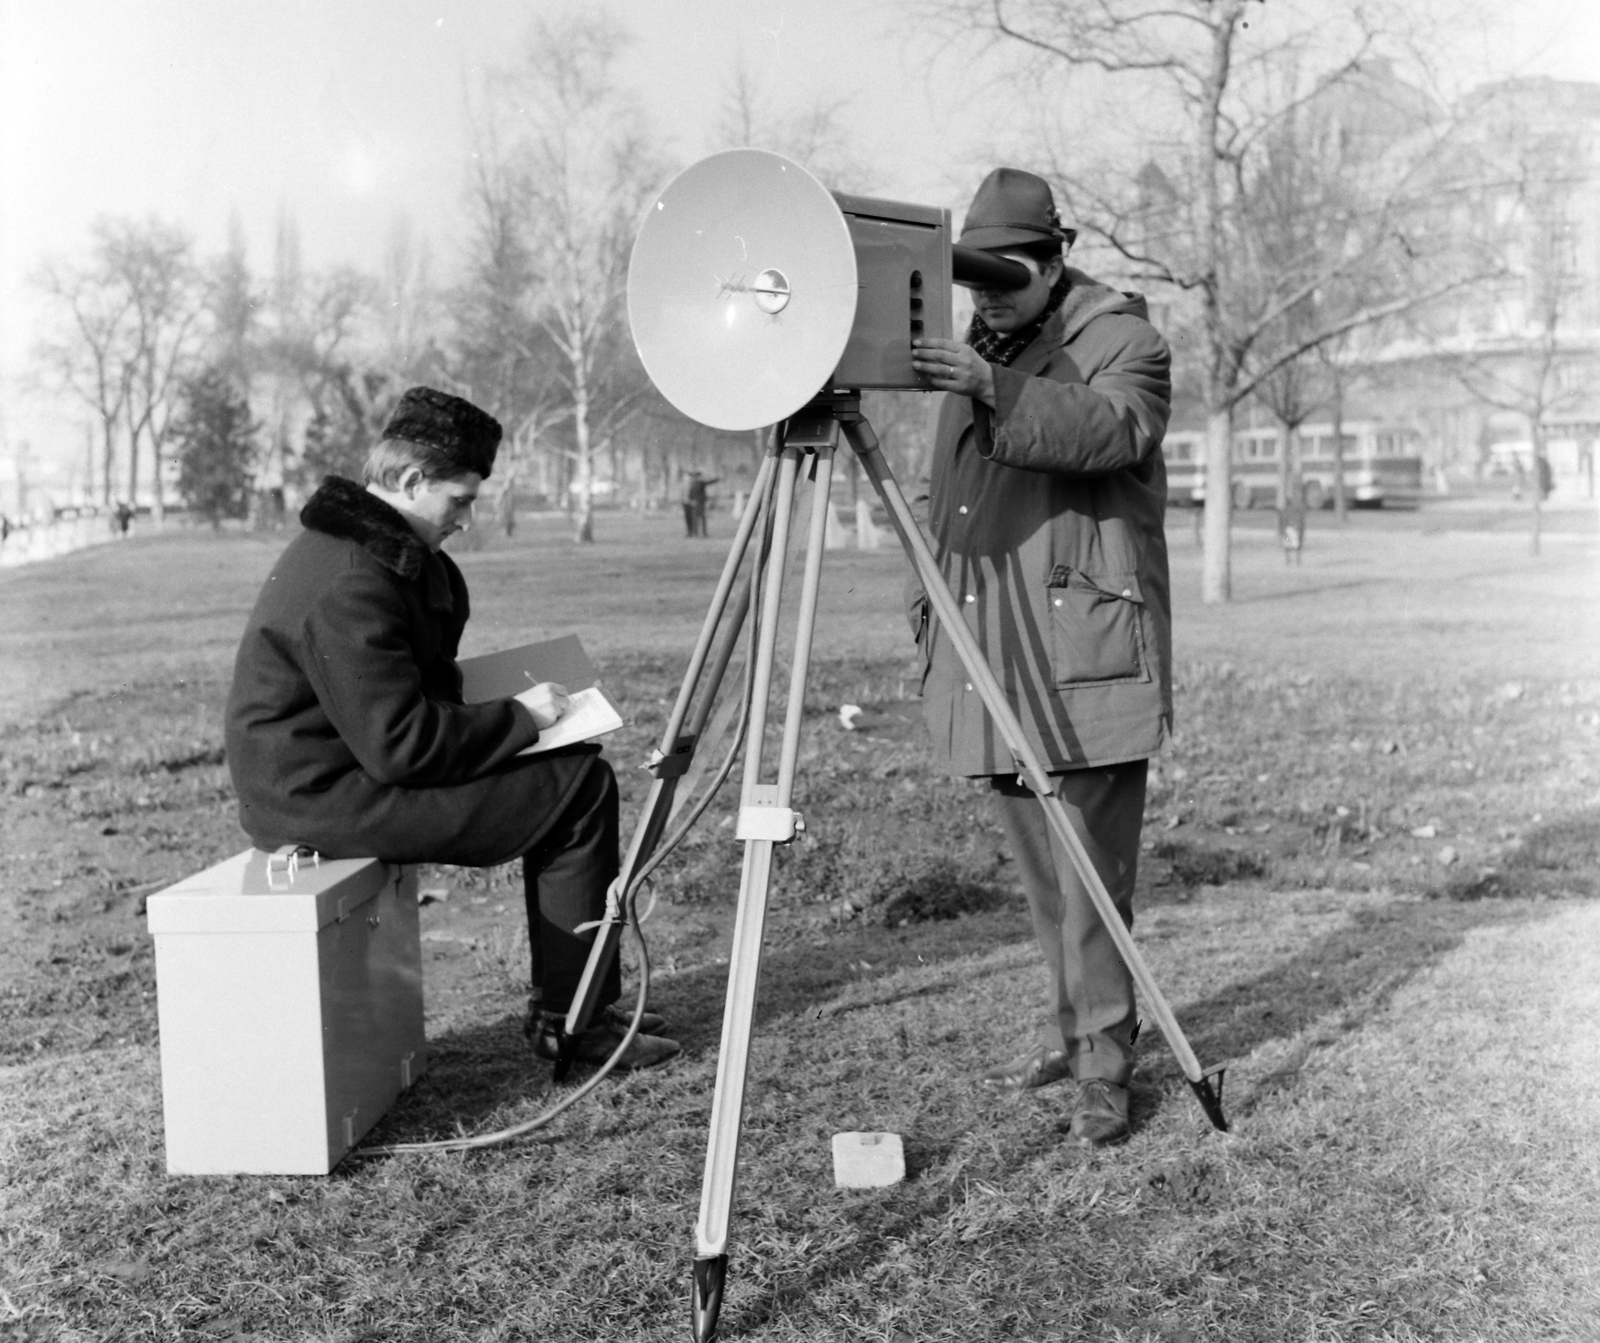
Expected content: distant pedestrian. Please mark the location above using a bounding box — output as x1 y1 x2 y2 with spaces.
114 501 133 536
1536 453 1554 501
683 470 719 537
681 486 696 536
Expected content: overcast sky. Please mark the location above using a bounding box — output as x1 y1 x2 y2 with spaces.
4 0 1598 475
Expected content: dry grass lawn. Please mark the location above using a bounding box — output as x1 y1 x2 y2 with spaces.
2 502 1597 1341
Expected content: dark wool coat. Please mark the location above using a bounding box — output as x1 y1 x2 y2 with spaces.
911 268 1173 775
224 476 597 866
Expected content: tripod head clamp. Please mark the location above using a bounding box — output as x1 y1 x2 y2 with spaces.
646 737 696 779
778 392 886 464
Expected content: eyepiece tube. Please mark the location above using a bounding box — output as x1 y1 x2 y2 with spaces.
952 246 1033 291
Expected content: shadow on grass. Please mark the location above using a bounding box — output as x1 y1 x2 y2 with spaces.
1129 895 1562 1129
1435 809 1600 902
365 837 1598 1164
362 904 1035 1148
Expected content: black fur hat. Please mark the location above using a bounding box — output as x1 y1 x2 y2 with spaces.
381 386 502 479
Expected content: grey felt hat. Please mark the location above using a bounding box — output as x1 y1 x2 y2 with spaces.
381 387 502 479
959 167 1077 251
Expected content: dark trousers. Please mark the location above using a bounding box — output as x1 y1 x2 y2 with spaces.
521 758 621 1015
990 760 1147 1085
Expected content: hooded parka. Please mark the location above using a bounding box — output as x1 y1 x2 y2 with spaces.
912 268 1173 775
224 476 597 866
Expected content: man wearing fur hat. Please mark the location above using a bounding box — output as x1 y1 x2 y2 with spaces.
224 386 677 1070
908 169 1172 1146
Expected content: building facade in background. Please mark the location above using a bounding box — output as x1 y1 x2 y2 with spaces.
1145 69 1600 502
1361 77 1600 493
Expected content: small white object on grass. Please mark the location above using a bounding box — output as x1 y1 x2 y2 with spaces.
832 1131 905 1188
837 703 894 733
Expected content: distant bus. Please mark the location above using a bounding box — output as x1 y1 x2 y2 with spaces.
1162 421 1424 509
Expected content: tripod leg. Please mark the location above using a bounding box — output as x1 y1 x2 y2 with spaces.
553 453 779 1078
692 442 832 1342
775 444 836 789
840 414 1227 1131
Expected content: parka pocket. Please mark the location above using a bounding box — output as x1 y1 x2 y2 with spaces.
1046 570 1148 686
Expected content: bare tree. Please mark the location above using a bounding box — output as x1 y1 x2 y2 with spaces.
469 9 666 544
378 215 444 385
255 210 381 513
205 214 258 391
714 60 870 189
447 99 569 537
110 219 205 525
914 2 1491 600
32 217 204 516
1440 85 1590 556
32 246 135 506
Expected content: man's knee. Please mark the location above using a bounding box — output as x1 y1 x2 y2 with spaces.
586 755 619 810
522 756 618 872
562 755 618 837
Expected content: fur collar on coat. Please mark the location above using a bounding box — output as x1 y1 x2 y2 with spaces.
300 476 429 581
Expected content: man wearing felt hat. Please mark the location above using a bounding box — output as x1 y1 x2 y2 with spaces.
224 386 678 1070
908 168 1173 1146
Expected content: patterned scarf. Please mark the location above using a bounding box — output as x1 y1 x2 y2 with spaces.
965 272 1073 367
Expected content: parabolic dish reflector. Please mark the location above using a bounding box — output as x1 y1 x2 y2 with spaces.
628 150 859 431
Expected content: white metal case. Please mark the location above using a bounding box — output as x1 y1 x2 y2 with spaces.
146 850 426 1174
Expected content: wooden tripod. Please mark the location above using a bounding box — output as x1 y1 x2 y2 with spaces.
553 396 1226 1343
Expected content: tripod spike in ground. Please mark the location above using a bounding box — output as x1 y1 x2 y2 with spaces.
550 1030 578 1083
1190 1069 1229 1132
691 1254 728 1342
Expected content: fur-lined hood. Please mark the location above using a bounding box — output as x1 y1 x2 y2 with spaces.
1050 267 1152 347
300 476 428 581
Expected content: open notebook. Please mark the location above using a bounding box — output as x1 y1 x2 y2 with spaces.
457 635 624 756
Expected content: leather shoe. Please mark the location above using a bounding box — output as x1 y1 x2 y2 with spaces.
524 1001 667 1038
602 1002 668 1035
979 1044 1074 1091
1067 1078 1129 1147
529 1011 680 1071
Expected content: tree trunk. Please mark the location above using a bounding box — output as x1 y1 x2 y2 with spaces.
1196 2 1245 605
1285 423 1307 563
150 436 166 527
126 424 140 509
1201 405 1234 603
1275 420 1290 511
100 418 116 506
1530 420 1545 558
1331 379 1349 525
500 444 518 538
571 362 595 545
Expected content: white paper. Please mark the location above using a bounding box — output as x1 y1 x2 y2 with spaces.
517 685 624 756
